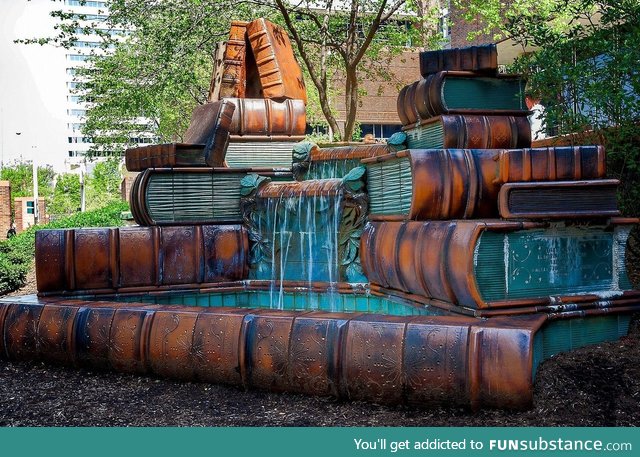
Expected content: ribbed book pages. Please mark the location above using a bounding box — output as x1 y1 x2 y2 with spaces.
367 158 413 216
145 172 245 223
475 226 633 302
226 142 294 168
405 122 444 149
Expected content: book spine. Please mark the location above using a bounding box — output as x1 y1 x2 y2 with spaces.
219 21 248 98
439 114 531 149
0 299 544 409
397 81 419 126
34 225 249 294
125 144 181 172
496 145 607 184
419 44 498 76
409 149 500 219
207 41 227 102
226 98 306 136
365 149 501 220
498 179 620 219
205 98 235 166
246 19 307 102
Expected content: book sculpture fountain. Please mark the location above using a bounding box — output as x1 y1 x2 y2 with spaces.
2 22 638 410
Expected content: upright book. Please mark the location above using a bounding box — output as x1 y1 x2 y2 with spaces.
219 21 249 98
246 18 307 102
420 44 498 76
125 100 235 171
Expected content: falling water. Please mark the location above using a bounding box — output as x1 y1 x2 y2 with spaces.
259 181 344 310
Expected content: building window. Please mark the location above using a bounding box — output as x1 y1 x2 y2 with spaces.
359 124 402 140
26 201 35 215
65 1 108 8
68 54 90 62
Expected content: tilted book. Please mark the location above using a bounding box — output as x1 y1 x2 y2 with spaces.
246 18 307 102
125 100 235 171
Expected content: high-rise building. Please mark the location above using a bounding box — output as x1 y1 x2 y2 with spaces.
0 0 131 173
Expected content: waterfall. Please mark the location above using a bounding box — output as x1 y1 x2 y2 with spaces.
254 180 344 309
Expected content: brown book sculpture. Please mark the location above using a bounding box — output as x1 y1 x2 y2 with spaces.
361 219 637 310
35 225 249 295
219 21 249 98
398 72 528 125
364 146 608 220
125 99 235 171
246 18 307 103
226 98 306 136
403 114 531 150
498 179 620 219
419 44 498 76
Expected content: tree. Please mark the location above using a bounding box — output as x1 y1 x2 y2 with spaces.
49 173 82 217
85 157 123 210
20 0 437 149
266 0 420 140
0 162 54 199
453 0 640 214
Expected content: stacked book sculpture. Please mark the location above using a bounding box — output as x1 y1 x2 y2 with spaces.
363 44 636 316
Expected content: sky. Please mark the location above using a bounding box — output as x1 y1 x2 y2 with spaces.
0 0 71 172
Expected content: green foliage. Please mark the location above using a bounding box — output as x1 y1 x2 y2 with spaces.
0 200 129 294
85 157 123 210
49 173 81 217
0 162 55 199
456 0 640 215
73 0 267 156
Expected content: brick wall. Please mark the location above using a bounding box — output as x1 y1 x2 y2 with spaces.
331 51 420 128
14 197 48 233
0 181 11 237
121 172 138 202
448 7 497 49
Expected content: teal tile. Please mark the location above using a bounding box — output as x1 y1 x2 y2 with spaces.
183 295 197 306
282 293 295 310
209 293 223 307
222 293 236 307
343 296 356 313
196 294 209 307
355 296 369 312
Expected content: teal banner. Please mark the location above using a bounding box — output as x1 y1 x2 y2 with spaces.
0 427 637 457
